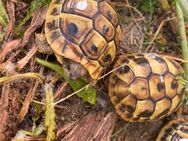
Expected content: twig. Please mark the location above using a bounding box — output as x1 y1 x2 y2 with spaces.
16 43 37 70
5 1 15 39
124 0 145 42
18 81 39 123
32 100 46 105
0 85 9 140
0 39 21 63
21 7 46 47
53 84 90 105
164 55 188 63
54 82 68 99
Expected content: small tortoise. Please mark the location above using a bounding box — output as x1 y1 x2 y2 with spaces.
108 53 185 122
43 0 121 80
157 119 188 141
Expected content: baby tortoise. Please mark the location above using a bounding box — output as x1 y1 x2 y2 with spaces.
108 53 185 122
39 0 121 80
157 119 188 141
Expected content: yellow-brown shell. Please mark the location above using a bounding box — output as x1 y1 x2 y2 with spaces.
156 120 188 141
45 0 121 80
108 53 185 122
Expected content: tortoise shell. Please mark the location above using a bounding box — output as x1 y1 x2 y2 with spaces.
156 120 188 141
45 0 121 80
108 53 185 122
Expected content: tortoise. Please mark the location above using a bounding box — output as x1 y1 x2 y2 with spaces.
108 53 185 122
156 119 188 141
41 0 121 80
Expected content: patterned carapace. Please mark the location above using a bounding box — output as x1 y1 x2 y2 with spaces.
108 53 185 122
45 0 121 80
156 120 188 141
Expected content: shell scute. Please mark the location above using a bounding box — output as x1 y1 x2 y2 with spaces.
134 100 155 119
164 73 178 99
45 18 60 33
63 0 98 18
146 54 168 75
149 74 165 101
113 64 135 85
98 41 116 66
99 1 118 26
59 14 93 44
165 58 183 76
150 98 171 120
130 78 150 100
113 79 130 101
94 14 115 41
120 95 137 114
128 56 152 78
80 30 107 60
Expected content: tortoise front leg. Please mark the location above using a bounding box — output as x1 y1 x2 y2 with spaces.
35 33 54 54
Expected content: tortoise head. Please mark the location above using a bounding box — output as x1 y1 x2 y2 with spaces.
64 59 87 80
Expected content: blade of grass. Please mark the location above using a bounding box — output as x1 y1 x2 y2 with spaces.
45 84 56 141
175 0 188 105
0 32 4 42
178 0 188 22
36 58 96 104
0 0 8 26
0 73 45 84
0 16 7 26
175 0 188 79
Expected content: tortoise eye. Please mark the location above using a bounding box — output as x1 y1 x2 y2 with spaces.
68 23 78 35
